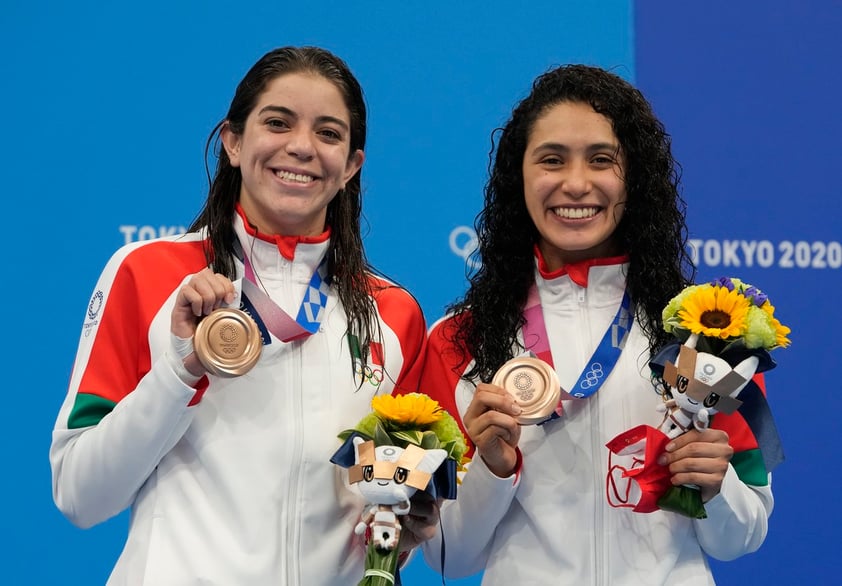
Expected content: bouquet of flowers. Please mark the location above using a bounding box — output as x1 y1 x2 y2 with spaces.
662 276 790 355
606 277 790 518
331 393 468 586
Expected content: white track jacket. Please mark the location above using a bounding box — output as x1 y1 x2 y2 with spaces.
420 258 773 585
51 211 427 585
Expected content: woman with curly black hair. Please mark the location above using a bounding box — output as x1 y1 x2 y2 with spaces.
420 65 774 584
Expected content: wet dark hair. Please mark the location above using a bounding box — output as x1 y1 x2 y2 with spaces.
449 64 696 383
189 46 379 362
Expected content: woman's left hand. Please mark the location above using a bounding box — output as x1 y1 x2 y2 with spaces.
399 491 442 552
658 428 734 503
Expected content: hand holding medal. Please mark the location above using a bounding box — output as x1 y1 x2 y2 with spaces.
171 268 261 378
172 253 329 378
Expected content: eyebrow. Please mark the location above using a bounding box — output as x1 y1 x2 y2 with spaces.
530 141 620 155
258 105 350 131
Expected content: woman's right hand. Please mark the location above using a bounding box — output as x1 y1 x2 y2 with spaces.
171 268 236 339
464 382 523 478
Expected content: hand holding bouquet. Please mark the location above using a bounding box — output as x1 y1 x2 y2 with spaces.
606 277 790 518
332 393 467 586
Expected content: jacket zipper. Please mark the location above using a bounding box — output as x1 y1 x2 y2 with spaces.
286 340 305 584
280 257 306 585
579 284 606 585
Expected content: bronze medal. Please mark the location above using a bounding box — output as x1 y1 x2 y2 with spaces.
492 356 561 425
193 308 262 377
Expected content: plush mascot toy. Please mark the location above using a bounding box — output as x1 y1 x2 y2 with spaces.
606 332 782 519
657 333 759 438
349 436 447 551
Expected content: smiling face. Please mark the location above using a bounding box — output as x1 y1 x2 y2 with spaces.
522 101 627 270
221 72 364 236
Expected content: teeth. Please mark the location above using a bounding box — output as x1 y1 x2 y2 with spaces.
554 207 598 219
276 170 314 184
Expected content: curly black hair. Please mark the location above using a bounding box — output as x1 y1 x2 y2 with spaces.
448 64 696 383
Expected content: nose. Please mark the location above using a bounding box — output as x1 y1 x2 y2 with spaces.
285 128 315 160
561 160 591 197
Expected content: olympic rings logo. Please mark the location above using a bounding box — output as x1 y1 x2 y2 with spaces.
579 363 604 389
355 361 384 387
449 226 481 270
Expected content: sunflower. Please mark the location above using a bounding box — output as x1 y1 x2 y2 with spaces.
677 284 750 340
339 392 468 464
371 392 444 427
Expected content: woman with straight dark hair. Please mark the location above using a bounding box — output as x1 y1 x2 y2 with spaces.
51 46 436 585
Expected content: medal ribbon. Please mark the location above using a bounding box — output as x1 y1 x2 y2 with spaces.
240 252 329 343
522 283 631 420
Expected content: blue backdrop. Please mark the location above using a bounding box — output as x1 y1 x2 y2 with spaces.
635 3 842 584
2 1 838 584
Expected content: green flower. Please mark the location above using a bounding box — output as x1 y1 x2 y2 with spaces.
743 306 779 350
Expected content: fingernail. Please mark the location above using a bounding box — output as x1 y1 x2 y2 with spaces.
665 442 675 452
511 403 522 415
657 454 667 466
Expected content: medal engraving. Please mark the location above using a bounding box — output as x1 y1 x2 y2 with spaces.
492 356 561 425
193 308 262 377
